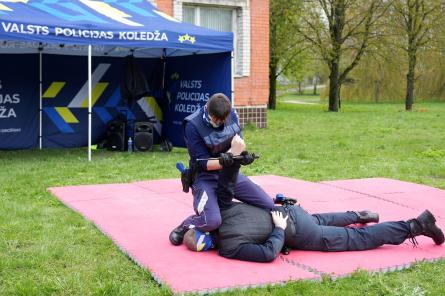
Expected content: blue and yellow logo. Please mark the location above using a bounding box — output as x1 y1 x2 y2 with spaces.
178 34 196 44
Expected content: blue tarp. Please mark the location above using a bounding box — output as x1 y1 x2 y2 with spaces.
0 0 233 57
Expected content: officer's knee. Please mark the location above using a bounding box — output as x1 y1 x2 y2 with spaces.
205 215 222 232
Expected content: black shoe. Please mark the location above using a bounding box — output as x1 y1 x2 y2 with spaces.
169 225 188 246
408 210 444 245
355 210 379 224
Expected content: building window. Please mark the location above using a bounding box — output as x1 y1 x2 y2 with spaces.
174 0 250 77
183 5 233 32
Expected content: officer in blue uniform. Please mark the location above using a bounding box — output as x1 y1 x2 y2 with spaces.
169 93 275 246
183 163 445 262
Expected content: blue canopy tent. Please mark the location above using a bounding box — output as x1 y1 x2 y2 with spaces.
0 0 233 160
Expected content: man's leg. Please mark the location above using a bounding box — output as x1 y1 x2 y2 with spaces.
312 211 378 226
289 206 410 251
169 177 221 245
234 174 274 210
216 163 241 210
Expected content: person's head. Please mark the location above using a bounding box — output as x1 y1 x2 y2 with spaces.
207 93 231 127
184 228 214 252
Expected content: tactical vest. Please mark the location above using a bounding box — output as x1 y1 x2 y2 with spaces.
218 203 274 252
218 203 299 251
184 107 241 157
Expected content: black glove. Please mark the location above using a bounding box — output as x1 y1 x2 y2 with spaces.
237 151 256 166
218 152 234 167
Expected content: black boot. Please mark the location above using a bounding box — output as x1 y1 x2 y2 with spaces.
169 224 189 246
354 210 379 224
408 210 444 245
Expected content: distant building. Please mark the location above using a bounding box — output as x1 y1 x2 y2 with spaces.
151 0 269 128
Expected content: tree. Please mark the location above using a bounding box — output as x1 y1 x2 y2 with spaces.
296 0 388 111
269 0 304 110
391 0 443 110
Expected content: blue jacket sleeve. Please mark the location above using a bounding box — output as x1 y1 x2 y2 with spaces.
184 122 211 171
232 110 243 138
218 228 285 262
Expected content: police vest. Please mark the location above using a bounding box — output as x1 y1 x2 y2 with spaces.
218 203 298 251
184 108 241 157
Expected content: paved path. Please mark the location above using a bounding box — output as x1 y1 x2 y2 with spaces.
282 100 319 105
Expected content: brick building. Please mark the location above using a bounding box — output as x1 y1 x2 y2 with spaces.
150 0 269 128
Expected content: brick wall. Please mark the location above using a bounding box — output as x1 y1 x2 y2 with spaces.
235 0 269 127
154 0 173 15
154 0 269 128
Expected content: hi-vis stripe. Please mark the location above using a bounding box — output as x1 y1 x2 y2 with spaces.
79 0 143 26
55 107 79 123
137 96 163 135
0 3 12 11
80 82 108 107
68 63 110 108
0 0 28 11
43 82 65 98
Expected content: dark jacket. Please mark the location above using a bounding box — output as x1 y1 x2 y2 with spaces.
217 203 287 262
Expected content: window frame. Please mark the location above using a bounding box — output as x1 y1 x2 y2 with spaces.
173 0 250 78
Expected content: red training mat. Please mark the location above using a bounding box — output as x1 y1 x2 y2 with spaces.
48 176 445 293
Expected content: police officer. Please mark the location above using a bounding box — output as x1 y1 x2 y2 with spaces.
183 164 445 262
169 93 274 246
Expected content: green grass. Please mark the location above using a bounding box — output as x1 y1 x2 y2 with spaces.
1 101 445 295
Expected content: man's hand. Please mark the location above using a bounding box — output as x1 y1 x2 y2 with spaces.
218 152 234 167
238 151 256 166
271 211 288 230
230 134 245 156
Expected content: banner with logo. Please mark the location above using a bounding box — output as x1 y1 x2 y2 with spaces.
164 52 231 147
0 54 39 149
0 52 230 150
42 54 164 148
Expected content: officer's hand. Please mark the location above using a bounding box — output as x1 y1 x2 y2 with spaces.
230 134 245 156
218 152 234 167
238 151 256 166
271 211 288 230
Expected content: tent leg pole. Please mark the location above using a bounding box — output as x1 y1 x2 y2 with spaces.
231 51 235 108
39 50 43 149
88 45 92 162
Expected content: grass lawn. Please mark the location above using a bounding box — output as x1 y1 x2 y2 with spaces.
1 100 445 295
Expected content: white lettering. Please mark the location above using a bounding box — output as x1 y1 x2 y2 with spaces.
0 106 16 118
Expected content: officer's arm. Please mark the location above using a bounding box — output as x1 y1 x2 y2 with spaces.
219 228 285 262
232 110 243 139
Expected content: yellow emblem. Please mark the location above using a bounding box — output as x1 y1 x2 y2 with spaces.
178 34 196 44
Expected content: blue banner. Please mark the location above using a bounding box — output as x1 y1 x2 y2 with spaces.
0 52 230 150
0 54 39 149
164 52 231 147
42 54 164 148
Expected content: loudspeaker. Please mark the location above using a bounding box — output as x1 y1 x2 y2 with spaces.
134 121 153 151
106 119 126 151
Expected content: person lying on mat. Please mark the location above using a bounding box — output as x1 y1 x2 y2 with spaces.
169 93 275 246
182 163 445 262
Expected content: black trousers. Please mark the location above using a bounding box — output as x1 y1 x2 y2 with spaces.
287 205 411 251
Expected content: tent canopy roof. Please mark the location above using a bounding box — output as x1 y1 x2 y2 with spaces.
0 0 233 57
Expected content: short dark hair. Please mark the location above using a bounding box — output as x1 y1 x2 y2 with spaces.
207 93 231 120
184 229 197 251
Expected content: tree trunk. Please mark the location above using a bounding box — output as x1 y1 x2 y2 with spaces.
328 62 341 111
313 76 317 95
298 81 302 95
374 80 381 103
269 64 277 110
269 14 277 110
405 53 416 111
